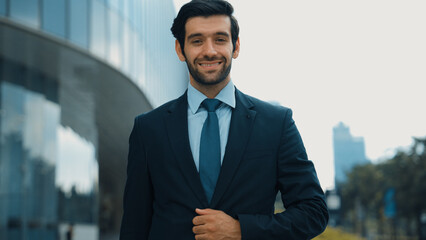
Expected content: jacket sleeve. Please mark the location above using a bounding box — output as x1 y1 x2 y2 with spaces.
237 109 329 240
120 117 153 240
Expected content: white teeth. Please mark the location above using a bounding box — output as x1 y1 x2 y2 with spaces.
200 63 219 67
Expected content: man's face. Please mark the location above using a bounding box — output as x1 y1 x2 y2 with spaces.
175 15 240 86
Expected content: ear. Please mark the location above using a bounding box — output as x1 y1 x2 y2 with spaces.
232 37 240 59
175 40 186 61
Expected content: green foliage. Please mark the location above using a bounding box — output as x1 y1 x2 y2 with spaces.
382 138 426 220
314 227 365 240
340 162 386 217
339 137 426 237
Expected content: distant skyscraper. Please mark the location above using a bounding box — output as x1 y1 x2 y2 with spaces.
333 122 369 185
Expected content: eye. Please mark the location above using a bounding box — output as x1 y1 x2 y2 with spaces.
216 38 227 43
191 39 202 45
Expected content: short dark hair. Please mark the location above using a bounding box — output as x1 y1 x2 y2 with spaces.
171 0 239 53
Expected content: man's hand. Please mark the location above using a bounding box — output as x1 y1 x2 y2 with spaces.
192 208 241 240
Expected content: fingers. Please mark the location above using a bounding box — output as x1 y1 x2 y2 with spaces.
193 208 222 226
192 214 216 226
193 209 241 239
193 208 214 225
192 221 218 236
192 225 206 235
195 208 214 215
193 208 228 226
196 208 222 215
194 233 208 240
192 215 204 226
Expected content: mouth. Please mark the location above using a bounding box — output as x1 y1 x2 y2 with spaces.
200 62 220 67
196 59 224 69
198 61 222 69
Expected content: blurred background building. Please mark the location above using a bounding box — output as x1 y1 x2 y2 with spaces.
0 0 187 239
330 122 369 231
333 122 369 186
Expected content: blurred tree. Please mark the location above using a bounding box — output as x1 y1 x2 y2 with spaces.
394 138 426 238
339 137 426 239
339 163 386 236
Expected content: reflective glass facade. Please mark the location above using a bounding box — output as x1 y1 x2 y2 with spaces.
2 0 187 107
69 0 89 48
0 60 98 240
0 0 186 239
42 0 66 38
9 0 39 28
0 0 6 16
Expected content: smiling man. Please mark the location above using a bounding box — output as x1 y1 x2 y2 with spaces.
119 1 328 239
177 15 237 91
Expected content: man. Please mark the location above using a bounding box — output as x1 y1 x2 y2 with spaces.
120 0 328 239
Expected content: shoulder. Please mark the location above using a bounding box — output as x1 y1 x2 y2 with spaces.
134 93 186 125
237 89 292 119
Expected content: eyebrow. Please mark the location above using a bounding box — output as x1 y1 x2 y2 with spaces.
187 31 230 41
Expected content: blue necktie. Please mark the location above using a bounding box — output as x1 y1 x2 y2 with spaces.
199 99 222 203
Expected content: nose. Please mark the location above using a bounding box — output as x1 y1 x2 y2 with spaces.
202 39 217 57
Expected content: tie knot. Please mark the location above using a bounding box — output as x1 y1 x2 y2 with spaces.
202 99 221 112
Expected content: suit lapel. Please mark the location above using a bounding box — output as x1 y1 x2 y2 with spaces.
164 92 209 207
210 89 256 208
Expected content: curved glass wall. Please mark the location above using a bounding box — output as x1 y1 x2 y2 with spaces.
0 61 98 240
42 0 66 38
0 0 187 107
9 0 39 28
1 0 186 239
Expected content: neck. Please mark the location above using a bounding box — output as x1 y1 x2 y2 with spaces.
190 78 230 99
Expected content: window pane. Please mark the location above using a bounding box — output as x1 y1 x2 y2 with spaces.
69 0 89 48
107 9 122 67
42 0 66 38
9 0 40 28
122 23 131 74
108 0 120 12
0 0 6 16
123 0 131 22
90 0 107 58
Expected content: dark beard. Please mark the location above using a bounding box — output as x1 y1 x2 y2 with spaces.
185 58 232 86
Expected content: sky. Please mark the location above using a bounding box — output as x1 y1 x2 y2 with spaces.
173 0 426 190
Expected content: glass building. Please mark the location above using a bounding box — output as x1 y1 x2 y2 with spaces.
0 0 187 239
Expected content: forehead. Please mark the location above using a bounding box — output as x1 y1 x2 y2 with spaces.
185 15 231 38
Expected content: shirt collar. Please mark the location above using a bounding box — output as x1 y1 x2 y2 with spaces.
187 80 236 114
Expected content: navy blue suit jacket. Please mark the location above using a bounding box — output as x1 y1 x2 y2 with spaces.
120 89 328 239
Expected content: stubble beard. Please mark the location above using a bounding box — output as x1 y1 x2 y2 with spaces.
185 57 232 86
